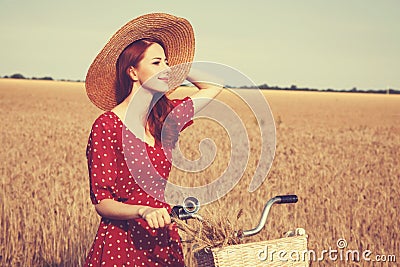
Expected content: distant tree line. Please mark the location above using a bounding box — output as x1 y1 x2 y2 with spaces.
3 73 54 81
1 73 83 82
226 83 400 95
2 73 398 94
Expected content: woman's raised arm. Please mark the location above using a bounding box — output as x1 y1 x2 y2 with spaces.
186 67 224 114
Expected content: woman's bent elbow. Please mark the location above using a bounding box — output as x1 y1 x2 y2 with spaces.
94 199 112 218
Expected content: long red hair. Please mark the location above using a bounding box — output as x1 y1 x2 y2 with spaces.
116 39 179 147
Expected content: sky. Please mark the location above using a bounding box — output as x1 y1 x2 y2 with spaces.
1 0 399 90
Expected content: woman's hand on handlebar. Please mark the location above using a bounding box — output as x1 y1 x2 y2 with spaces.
139 207 171 229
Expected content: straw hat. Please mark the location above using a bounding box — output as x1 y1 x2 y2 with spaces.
85 13 195 111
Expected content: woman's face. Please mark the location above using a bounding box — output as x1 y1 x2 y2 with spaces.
133 43 170 93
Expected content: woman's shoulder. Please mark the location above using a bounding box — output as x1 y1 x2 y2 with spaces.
171 95 191 102
171 96 192 107
91 111 121 132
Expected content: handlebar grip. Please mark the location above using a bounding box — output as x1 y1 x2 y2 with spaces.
276 195 298 204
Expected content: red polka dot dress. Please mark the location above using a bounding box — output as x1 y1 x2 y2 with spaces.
84 97 194 267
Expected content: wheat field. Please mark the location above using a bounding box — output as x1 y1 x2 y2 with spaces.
1 78 399 266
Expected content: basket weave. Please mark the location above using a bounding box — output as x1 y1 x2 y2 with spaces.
195 235 309 267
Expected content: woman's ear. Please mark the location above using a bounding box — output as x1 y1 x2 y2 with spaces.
127 66 138 82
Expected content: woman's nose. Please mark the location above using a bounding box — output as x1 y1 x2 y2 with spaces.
162 64 171 75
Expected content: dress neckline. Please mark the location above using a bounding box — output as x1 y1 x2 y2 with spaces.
106 111 158 149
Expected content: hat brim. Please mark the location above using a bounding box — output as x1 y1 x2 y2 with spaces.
85 13 195 111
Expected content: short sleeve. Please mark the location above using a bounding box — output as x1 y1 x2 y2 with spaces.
86 117 118 205
171 96 194 132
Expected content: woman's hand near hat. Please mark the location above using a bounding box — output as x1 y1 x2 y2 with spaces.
186 67 224 114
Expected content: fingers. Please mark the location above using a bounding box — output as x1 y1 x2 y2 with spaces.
168 222 176 231
141 207 171 229
162 209 171 225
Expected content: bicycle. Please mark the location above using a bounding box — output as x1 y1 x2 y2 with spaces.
172 195 309 267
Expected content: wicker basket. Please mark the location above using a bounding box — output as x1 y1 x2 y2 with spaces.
195 234 309 267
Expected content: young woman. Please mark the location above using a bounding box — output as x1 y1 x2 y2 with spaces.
84 13 222 266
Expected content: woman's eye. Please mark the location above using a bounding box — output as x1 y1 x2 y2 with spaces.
152 61 160 65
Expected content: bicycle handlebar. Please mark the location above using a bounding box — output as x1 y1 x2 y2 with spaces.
171 194 299 239
171 196 203 221
276 194 298 204
240 195 298 238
